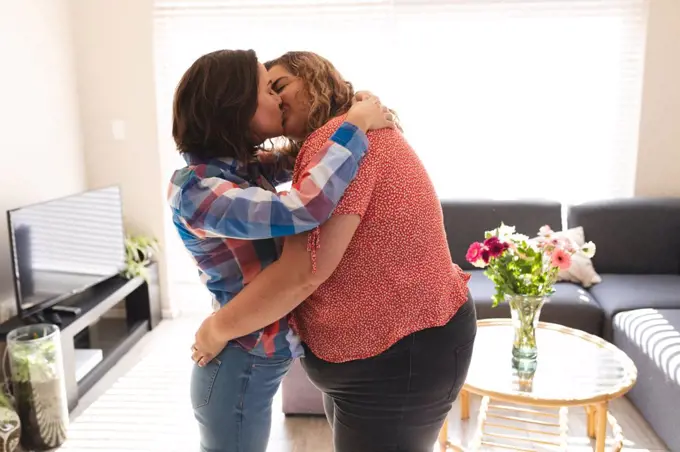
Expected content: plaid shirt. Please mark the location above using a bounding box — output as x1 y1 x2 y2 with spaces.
168 122 369 358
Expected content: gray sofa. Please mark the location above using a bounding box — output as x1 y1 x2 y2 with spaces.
568 198 680 450
281 197 680 450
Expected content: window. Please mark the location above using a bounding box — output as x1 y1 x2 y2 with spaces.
153 0 647 283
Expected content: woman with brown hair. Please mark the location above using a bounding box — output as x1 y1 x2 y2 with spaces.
192 51 477 452
168 48 394 452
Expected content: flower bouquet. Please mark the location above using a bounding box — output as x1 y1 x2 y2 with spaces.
466 223 596 367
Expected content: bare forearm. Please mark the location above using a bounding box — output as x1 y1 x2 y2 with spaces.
212 260 318 342
211 215 361 343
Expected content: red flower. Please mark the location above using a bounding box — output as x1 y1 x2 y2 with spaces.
481 249 491 263
484 236 508 258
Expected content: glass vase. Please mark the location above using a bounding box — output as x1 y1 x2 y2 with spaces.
506 294 547 372
7 324 69 451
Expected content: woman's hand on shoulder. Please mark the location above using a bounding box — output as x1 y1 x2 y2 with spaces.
346 95 396 133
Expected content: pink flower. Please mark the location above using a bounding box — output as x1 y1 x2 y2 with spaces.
466 242 488 268
466 242 484 263
551 248 572 270
484 236 509 258
539 225 553 237
561 239 576 254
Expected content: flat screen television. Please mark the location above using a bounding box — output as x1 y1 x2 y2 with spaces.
7 186 127 317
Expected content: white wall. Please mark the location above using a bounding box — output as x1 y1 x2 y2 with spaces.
69 0 172 315
635 0 680 196
0 0 86 318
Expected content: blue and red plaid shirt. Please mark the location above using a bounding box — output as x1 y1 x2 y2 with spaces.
168 122 369 358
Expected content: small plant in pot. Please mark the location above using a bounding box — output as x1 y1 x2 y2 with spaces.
122 234 159 281
7 324 69 450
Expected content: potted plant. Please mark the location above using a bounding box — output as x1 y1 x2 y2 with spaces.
6 324 68 450
122 234 159 281
466 224 596 369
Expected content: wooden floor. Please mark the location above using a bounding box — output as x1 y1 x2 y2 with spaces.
266 395 668 452
53 315 668 452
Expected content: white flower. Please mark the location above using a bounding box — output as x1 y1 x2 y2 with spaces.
580 241 596 258
527 237 542 250
497 224 516 240
510 233 529 243
471 259 487 268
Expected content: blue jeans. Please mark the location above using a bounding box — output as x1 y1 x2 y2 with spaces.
190 343 293 452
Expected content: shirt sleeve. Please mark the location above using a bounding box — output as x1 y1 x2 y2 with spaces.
332 140 379 218
171 121 369 240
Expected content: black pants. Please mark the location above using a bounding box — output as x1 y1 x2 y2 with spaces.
301 293 477 452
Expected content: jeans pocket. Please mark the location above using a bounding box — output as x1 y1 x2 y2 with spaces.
190 358 222 409
448 339 475 401
252 356 293 368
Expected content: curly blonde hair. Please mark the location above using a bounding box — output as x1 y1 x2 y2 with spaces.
264 51 355 154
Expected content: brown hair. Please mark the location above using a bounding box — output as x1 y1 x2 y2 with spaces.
172 49 260 163
264 51 354 145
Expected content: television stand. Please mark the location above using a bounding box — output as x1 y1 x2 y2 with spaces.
0 263 162 412
49 305 83 316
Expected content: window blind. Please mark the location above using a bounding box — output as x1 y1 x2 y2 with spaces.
153 0 647 281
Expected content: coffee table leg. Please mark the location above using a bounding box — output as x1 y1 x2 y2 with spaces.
438 417 449 449
586 405 596 438
460 389 470 420
595 402 608 452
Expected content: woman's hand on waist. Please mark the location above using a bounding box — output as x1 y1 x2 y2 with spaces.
191 313 229 367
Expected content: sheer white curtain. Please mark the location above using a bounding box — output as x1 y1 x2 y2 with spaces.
153 0 647 284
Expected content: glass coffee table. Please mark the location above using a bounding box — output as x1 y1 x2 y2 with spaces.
439 319 637 452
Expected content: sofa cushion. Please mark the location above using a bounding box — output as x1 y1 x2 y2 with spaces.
442 199 562 270
588 274 680 339
613 309 680 450
567 198 680 274
467 270 603 336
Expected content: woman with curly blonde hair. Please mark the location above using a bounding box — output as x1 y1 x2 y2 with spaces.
193 51 476 452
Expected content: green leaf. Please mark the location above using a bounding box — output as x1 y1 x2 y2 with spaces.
121 234 159 281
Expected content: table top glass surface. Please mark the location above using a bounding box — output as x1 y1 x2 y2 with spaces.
464 320 637 405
